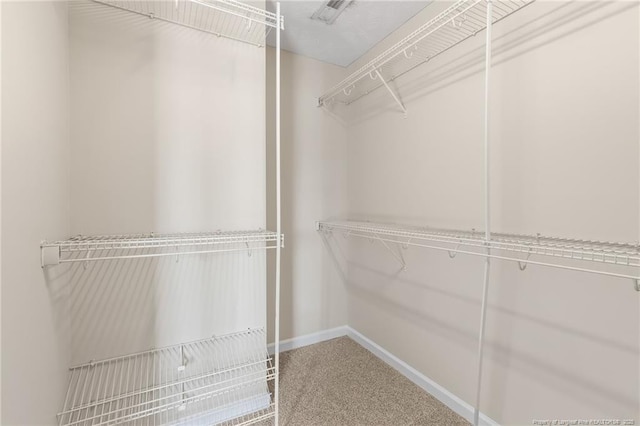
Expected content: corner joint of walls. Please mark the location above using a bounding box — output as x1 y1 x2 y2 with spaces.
268 326 348 355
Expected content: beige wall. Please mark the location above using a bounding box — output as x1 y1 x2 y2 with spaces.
68 0 268 363
0 0 3 420
325 1 640 424
266 48 349 343
1 1 71 424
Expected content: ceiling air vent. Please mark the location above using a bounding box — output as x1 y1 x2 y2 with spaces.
311 0 354 25
327 0 345 9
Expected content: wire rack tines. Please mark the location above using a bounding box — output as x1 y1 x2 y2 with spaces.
317 221 640 284
93 0 284 47
41 230 281 267
317 0 532 107
58 328 275 426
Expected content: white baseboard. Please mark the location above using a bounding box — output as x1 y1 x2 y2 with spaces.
347 327 499 426
182 393 271 425
267 325 498 426
267 325 500 426
267 325 348 355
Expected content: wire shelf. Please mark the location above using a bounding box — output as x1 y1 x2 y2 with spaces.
58 328 275 426
41 230 283 267
318 0 532 107
93 0 284 47
317 220 640 282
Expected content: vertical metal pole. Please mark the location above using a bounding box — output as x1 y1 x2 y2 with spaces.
637 0 640 415
180 345 186 408
274 3 282 426
473 1 492 426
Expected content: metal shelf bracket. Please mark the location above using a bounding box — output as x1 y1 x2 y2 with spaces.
373 233 407 271
317 221 406 270
448 242 462 259
372 69 407 118
634 279 639 292
517 250 532 271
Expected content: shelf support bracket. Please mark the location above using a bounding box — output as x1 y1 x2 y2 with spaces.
518 248 533 271
634 279 639 292
448 242 461 259
401 238 412 250
374 69 407 118
83 249 91 270
373 233 407 271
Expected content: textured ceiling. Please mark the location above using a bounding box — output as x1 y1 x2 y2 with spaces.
266 1 432 67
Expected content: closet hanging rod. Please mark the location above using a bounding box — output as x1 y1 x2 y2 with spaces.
92 0 284 48
41 230 284 267
317 221 640 285
317 0 533 108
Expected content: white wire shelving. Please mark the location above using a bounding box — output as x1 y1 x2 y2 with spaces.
41 230 283 267
93 0 284 47
51 1 285 425
57 328 275 426
317 0 532 111
317 220 640 288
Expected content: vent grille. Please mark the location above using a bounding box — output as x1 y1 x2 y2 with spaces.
311 0 352 24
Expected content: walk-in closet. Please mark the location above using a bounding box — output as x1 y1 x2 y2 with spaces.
2 0 639 425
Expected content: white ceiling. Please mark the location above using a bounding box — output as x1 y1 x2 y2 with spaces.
266 1 432 67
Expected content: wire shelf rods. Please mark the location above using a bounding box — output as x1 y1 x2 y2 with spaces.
92 0 284 47
317 221 640 284
41 230 282 267
317 0 532 107
57 329 275 426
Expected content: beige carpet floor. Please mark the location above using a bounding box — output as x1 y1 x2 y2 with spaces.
271 336 469 426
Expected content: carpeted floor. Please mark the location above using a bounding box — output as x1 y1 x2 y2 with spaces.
273 336 469 426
